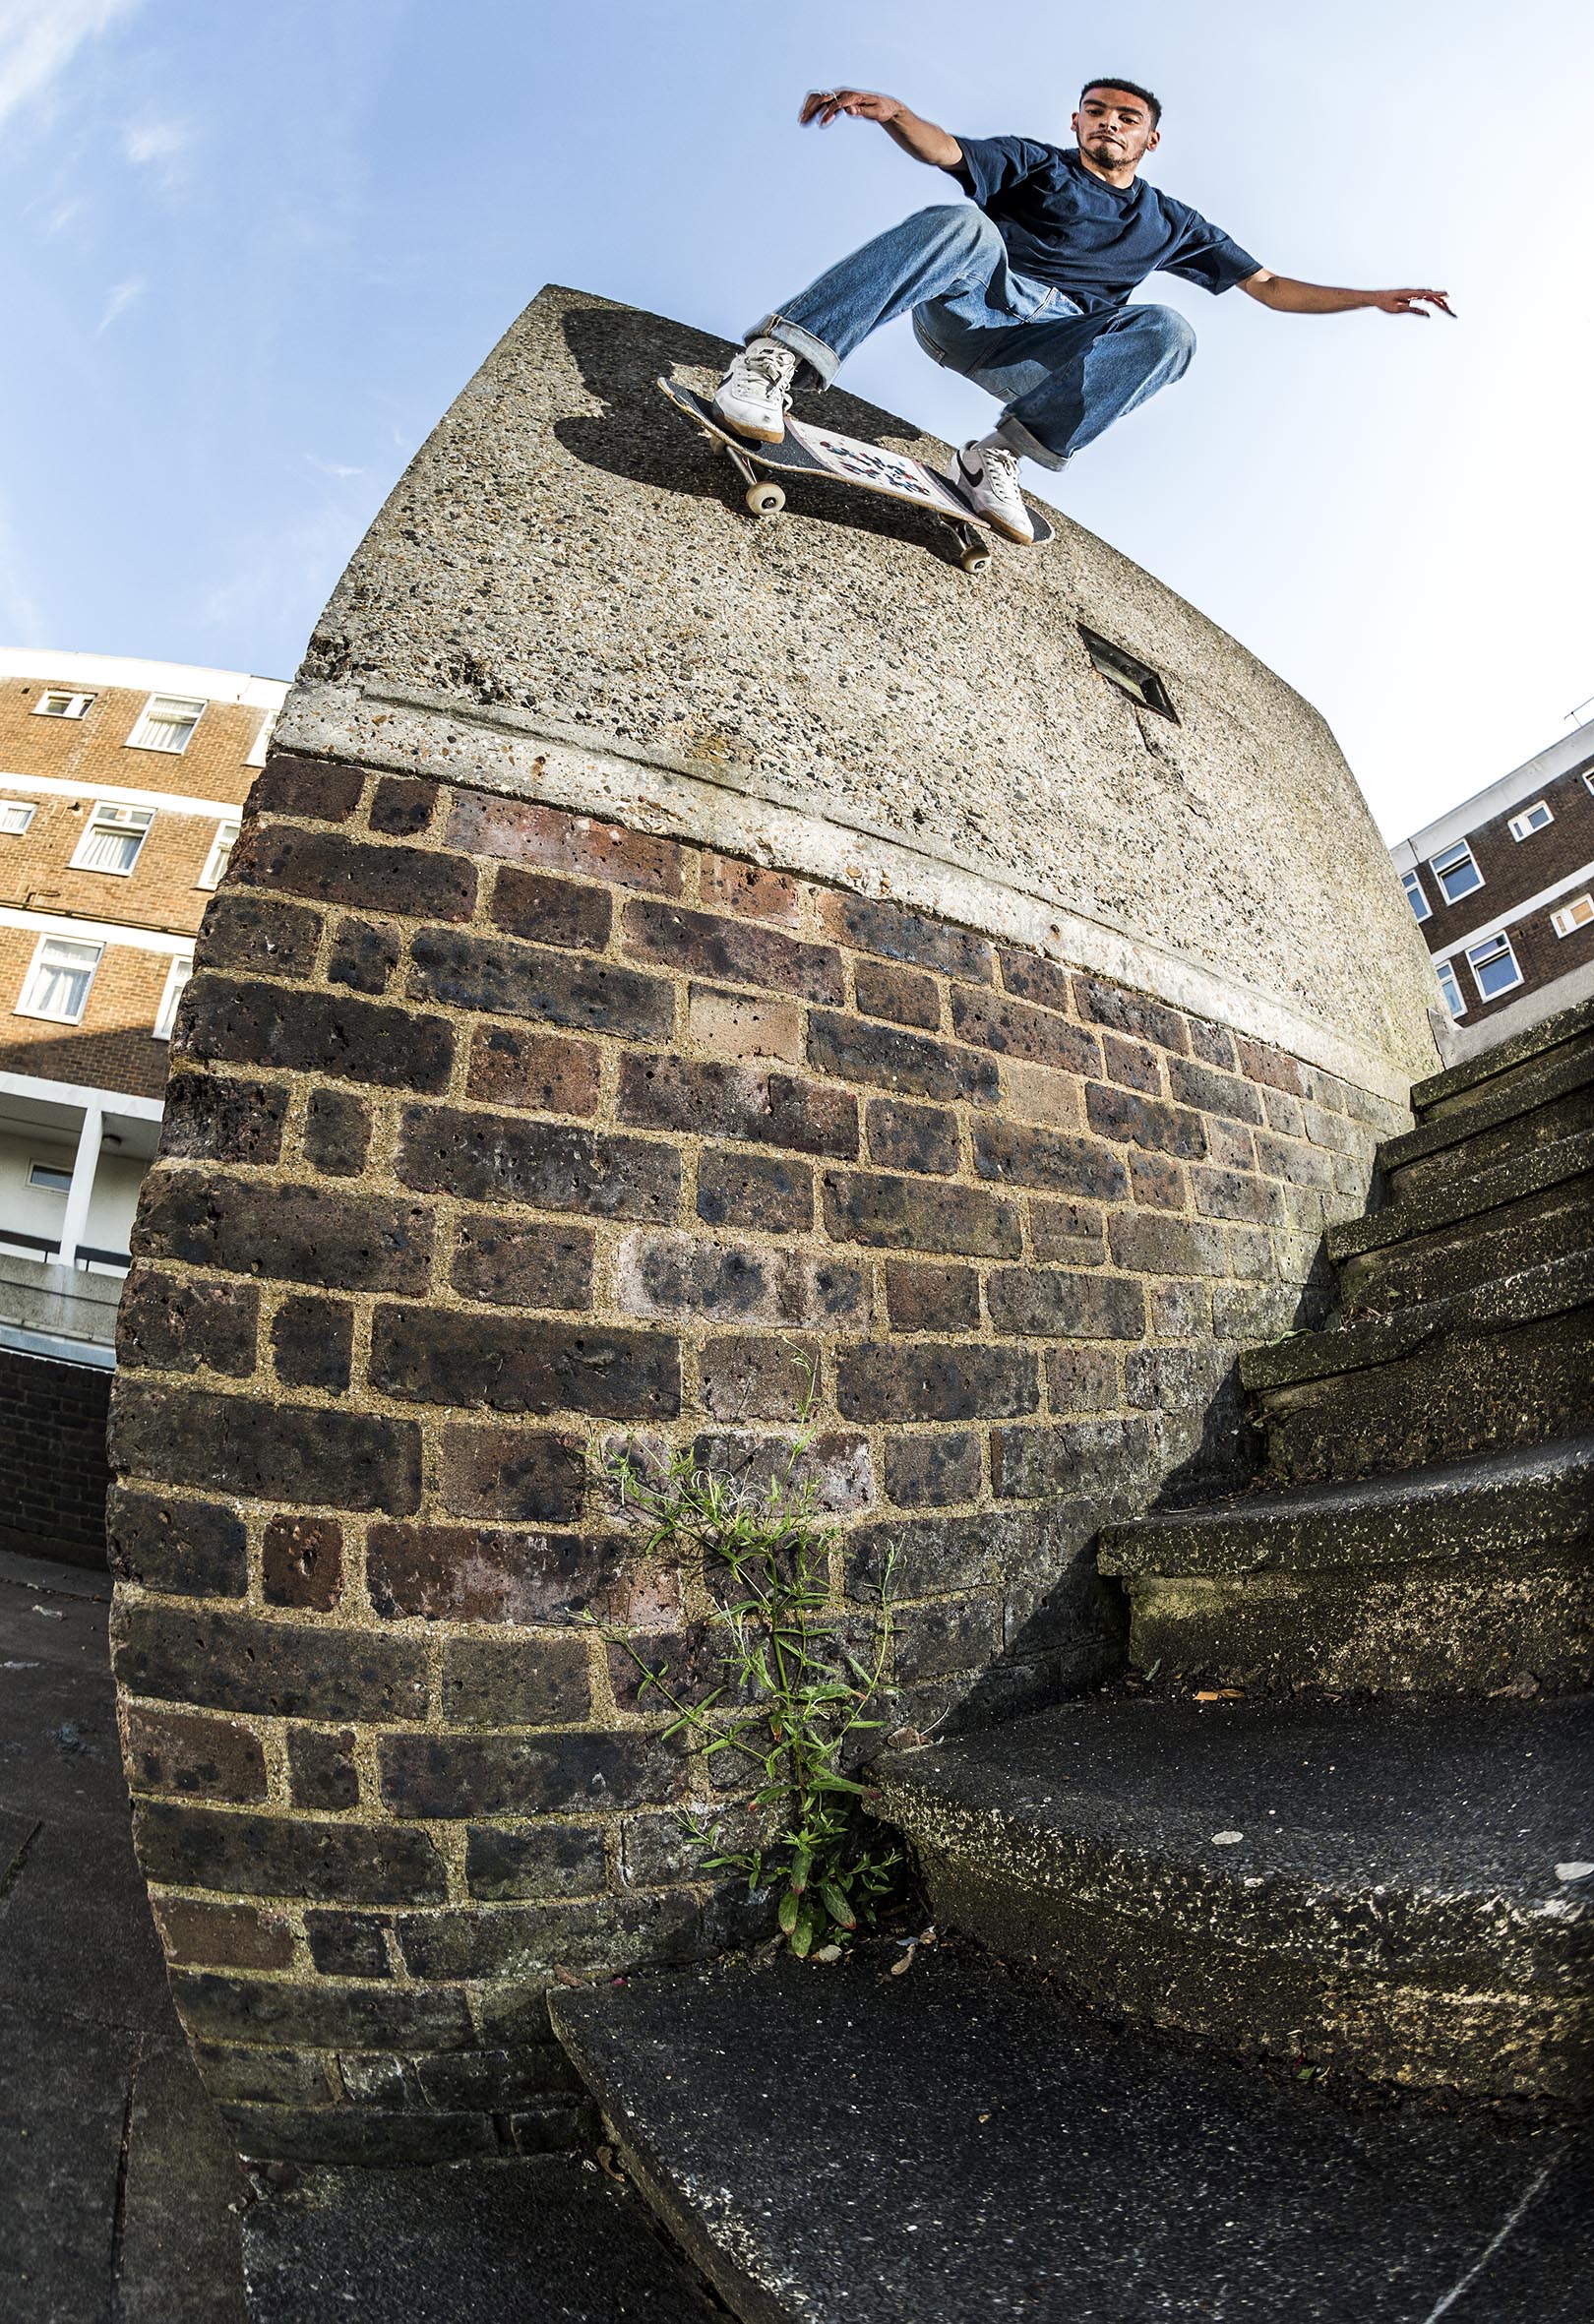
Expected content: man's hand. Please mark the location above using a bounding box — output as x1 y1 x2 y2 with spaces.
799 88 962 170
1242 271 1455 318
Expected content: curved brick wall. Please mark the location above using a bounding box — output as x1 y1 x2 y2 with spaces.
109 288 1430 2165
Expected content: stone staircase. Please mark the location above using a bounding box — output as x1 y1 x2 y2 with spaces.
550 998 1593 2319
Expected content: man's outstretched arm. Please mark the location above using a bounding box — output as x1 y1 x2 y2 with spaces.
1241 269 1454 317
799 87 962 170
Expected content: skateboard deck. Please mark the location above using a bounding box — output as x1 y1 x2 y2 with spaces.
657 377 1052 572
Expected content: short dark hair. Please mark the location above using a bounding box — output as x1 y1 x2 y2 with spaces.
1079 77 1162 126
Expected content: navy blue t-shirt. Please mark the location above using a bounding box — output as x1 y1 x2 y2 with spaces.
953 137 1260 310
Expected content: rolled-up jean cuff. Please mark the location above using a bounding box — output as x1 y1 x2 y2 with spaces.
996 413 1068 471
750 313 840 390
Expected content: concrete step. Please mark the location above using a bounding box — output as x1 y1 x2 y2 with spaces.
1097 1437 1594 1692
1411 990 1594 1124
870 1693 1592 2101
1378 1042 1594 1200
1328 1130 1594 1315
1240 1248 1594 1483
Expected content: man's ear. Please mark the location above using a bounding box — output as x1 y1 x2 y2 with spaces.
1145 124 1161 153
1069 108 1081 141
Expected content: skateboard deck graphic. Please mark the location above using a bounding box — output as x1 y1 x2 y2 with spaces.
657 377 1053 573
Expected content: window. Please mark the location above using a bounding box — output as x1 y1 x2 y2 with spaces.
1078 628 1179 721
28 1160 73 1193
1507 800 1553 840
1551 893 1593 939
1435 959 1466 1019
17 936 102 1022
34 690 94 720
153 955 193 1039
1465 931 1523 1002
127 693 205 754
0 800 35 835
246 715 276 767
1430 840 1484 906
71 800 153 875
198 818 240 889
1400 869 1432 923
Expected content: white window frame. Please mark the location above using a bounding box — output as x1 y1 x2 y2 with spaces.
15 934 103 1023
1435 959 1466 1019
153 954 193 1040
1550 893 1593 939
1429 839 1485 906
245 714 276 767
1464 930 1523 1003
1400 868 1432 923
70 799 154 877
126 692 206 755
198 817 240 890
0 800 35 836
33 689 94 720
28 1159 73 1193
1506 799 1553 841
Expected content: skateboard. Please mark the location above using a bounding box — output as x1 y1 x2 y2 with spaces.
657 377 1053 575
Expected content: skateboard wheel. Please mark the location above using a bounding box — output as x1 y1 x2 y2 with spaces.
960 546 993 575
746 482 785 517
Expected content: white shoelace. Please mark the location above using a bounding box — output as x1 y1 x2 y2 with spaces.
974 444 1022 502
730 343 792 393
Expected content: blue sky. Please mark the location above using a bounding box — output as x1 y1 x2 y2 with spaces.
2 0 1589 838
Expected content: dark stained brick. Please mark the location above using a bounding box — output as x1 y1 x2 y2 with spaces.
465 1825 608 1900
305 1911 391 1977
950 987 1100 1077
489 865 613 950
367 1521 640 1625
884 1260 980 1333
891 1597 1003 1682
852 958 941 1029
369 775 439 837
287 1728 361 1811
177 977 453 1094
1128 1150 1187 1209
1072 976 1190 1054
1028 1198 1106 1265
884 1430 982 1507
995 948 1075 1015
823 1170 1020 1257
1187 1016 1238 1070
846 1508 1031 1598
230 822 477 922
1084 1082 1208 1160
302 1088 371 1177
263 1514 343 1612
696 1334 822 1422
116 1270 259 1378
160 1073 287 1167
450 1216 594 1312
986 1269 1144 1339
465 1025 602 1116
124 1707 269 1803
271 1295 354 1392
858 1095 956 1176
971 1119 1128 1201
1190 1167 1289 1226
439 1424 586 1523
617 1056 857 1159
617 1235 868 1328
394 1891 702 1983
169 1971 473 2053
199 891 321 981
809 1011 997 1105
111 1378 421 1512
327 918 400 995
136 1173 434 1293
622 899 843 1004
1107 1212 1231 1277
407 930 674 1041
445 794 684 895
1207 1119 1257 1172
135 1802 445 1903
396 1107 678 1222
107 1488 247 1598
1235 1035 1312 1097
369 1305 680 1420
1168 1055 1265 1124
248 755 365 823
1254 1131 1335 1191
836 1342 1038 1422
112 1600 429 1722
1102 1031 1162 1094
696 1148 813 1234
441 1634 593 1726
990 1418 1154 1498
827 892 995 985
155 1899 293 1972
377 1730 685 1819
1045 1347 1122 1414
700 854 805 926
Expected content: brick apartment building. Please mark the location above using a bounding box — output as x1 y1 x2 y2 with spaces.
1390 719 1594 1060
0 649 286 1388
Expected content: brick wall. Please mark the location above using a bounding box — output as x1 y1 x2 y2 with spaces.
0 1345 112 1566
0 681 263 814
108 752 1407 2163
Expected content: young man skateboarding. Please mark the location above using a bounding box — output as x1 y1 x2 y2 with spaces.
713 80 1452 543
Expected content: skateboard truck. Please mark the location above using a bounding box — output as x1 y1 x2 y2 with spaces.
717 433 991 572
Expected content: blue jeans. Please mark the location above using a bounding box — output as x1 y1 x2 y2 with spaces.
751 203 1195 469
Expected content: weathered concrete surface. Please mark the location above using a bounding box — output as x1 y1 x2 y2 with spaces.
1334 1142 1593 1313
870 1693 1593 2097
281 284 1437 1096
1379 1044 1594 1197
553 1952 1592 2324
1413 989 1594 1119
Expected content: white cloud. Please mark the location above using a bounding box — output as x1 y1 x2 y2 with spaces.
96 274 144 332
306 456 366 480
0 0 140 130
123 113 192 186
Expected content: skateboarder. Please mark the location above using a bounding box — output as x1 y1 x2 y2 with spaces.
713 80 1452 544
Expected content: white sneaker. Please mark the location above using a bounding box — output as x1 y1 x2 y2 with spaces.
953 440 1034 544
712 337 798 444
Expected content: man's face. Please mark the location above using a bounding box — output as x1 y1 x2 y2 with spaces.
1072 88 1160 173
